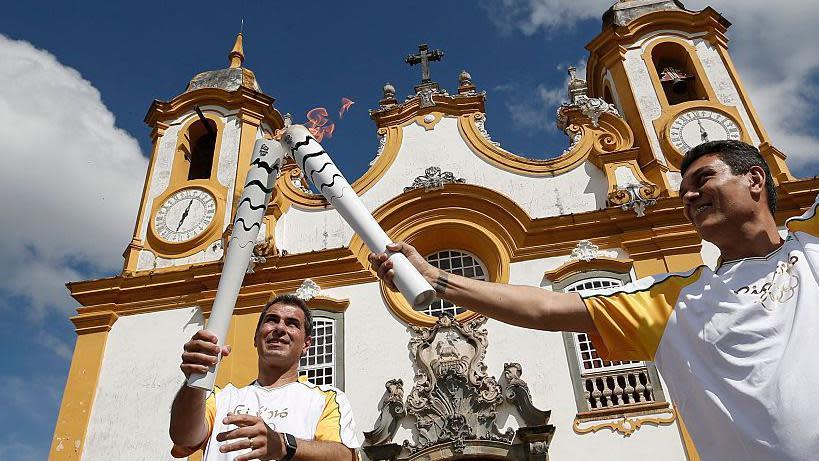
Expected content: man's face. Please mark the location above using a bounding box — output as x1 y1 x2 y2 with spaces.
254 303 311 368
679 153 763 246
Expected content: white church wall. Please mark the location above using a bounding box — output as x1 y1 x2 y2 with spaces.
623 46 667 167
277 116 609 254
82 307 204 461
694 39 762 146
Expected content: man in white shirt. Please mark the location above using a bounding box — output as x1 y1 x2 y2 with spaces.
370 140 819 460
170 294 360 461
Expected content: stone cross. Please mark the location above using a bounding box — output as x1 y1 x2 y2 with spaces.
405 44 444 84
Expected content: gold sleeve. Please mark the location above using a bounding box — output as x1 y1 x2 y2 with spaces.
583 268 704 361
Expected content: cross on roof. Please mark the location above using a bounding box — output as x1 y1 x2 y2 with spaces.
405 44 444 84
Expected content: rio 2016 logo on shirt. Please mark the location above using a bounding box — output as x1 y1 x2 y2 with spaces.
232 404 289 421
734 255 800 310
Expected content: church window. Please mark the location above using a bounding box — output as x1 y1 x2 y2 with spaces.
558 273 666 413
185 118 217 180
421 250 487 317
299 310 345 389
651 42 707 106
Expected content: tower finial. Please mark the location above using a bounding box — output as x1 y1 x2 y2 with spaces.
228 25 245 69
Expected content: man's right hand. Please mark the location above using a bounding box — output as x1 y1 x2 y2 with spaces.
368 241 437 290
180 330 232 379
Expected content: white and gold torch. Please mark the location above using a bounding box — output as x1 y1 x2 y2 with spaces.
281 124 435 309
187 138 285 390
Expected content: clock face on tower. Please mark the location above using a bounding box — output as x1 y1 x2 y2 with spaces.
668 109 741 153
153 188 217 243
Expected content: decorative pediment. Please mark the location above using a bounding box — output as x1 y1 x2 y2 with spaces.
363 314 555 460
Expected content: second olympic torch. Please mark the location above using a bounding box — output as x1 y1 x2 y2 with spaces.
282 124 436 310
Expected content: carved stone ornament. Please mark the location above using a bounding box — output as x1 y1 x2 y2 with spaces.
569 240 600 262
294 278 321 301
404 166 466 192
363 314 555 461
609 182 660 217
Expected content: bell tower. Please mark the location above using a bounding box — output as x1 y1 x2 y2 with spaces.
122 33 285 273
585 0 792 193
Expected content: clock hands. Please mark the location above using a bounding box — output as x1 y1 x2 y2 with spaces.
176 199 194 231
697 119 709 143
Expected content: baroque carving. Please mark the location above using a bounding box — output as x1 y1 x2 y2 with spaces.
294 278 321 301
608 182 660 217
404 166 466 192
573 407 676 436
363 314 555 460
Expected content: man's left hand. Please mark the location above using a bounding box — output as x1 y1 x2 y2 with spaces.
215 413 285 461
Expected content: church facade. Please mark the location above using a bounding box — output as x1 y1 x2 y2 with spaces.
50 1 819 460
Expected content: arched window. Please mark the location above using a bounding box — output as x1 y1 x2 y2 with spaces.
299 316 336 387
420 250 488 317
185 118 217 180
651 41 707 106
557 273 666 412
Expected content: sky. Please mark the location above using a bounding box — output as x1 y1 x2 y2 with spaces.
0 1 817 459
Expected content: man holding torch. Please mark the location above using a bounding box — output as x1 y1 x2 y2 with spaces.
369 140 819 461
169 294 361 461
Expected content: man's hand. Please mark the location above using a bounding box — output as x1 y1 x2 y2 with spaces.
216 413 284 461
368 241 437 290
180 330 232 379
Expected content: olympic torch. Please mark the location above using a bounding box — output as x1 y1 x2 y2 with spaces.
187 138 285 391
281 124 435 310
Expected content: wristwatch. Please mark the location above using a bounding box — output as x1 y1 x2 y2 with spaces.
280 433 297 461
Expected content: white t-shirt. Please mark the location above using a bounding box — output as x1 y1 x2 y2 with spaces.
583 194 819 460
174 377 361 460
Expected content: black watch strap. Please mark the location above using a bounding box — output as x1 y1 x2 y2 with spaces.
280 432 297 461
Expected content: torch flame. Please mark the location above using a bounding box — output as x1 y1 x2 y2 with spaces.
306 107 335 142
339 97 355 119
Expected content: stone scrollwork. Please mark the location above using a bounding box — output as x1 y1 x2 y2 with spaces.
363 379 407 446
294 278 321 301
609 182 660 217
363 314 555 460
404 166 466 192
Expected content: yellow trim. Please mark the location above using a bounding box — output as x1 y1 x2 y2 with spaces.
573 405 676 436
49 313 117 460
170 113 226 187
640 36 717 109
459 111 634 176
64 180 819 332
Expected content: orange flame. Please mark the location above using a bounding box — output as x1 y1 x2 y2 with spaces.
306 107 335 142
339 97 355 119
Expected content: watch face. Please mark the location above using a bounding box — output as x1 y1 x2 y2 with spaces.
154 188 217 243
669 109 741 152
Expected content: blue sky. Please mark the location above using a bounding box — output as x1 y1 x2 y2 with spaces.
1 1 817 459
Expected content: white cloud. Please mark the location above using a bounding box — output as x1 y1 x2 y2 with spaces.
480 0 607 35
483 0 819 174
0 35 147 326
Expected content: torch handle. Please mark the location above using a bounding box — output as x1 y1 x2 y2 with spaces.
283 125 435 309
186 139 284 391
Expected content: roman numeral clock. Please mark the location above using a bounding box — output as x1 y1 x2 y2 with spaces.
153 188 217 243
668 109 741 153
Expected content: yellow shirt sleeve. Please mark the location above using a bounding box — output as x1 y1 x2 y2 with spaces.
315 390 343 443
786 192 819 237
170 387 219 458
583 268 705 361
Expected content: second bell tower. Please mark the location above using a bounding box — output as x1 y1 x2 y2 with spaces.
585 0 792 193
